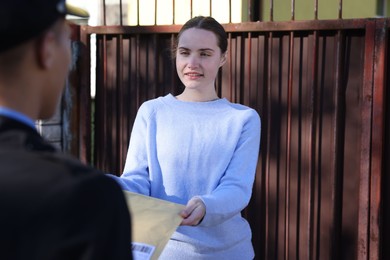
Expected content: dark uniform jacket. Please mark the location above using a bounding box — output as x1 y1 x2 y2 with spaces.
0 115 132 260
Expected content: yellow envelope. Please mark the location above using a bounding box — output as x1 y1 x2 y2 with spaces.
123 191 185 260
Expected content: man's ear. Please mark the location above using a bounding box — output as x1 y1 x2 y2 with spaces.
35 31 56 69
219 51 227 67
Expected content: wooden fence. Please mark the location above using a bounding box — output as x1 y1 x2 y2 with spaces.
68 18 389 259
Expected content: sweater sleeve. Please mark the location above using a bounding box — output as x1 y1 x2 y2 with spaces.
197 109 261 227
118 103 152 196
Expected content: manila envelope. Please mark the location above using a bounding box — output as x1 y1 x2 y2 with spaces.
123 191 185 260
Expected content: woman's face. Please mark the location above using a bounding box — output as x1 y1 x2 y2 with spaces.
176 28 226 92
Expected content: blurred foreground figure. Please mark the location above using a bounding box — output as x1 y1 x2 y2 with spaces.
0 1 132 259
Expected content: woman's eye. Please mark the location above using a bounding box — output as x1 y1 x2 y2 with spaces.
200 52 211 57
179 51 189 56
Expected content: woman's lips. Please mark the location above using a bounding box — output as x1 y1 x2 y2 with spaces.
184 72 203 79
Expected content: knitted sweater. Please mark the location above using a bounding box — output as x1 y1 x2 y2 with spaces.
117 93 261 260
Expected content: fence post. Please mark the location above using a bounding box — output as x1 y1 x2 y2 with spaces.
358 18 387 260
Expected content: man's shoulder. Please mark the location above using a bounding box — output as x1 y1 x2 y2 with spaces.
0 146 119 195
0 113 125 204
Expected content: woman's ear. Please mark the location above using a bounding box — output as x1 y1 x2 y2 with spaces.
219 51 227 67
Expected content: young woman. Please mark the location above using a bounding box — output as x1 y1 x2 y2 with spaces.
118 16 261 259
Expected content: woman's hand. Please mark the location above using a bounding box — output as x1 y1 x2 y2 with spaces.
180 197 206 226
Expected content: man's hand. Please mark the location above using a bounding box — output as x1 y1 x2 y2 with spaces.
180 197 206 226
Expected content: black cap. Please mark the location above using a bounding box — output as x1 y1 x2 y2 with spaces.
0 0 89 53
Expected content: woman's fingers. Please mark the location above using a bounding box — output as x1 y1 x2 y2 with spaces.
180 197 206 226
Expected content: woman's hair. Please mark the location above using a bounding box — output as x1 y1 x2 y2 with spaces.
171 16 228 58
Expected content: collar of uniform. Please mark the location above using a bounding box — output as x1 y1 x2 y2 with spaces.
0 107 36 130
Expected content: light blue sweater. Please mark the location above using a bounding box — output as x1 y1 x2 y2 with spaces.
116 94 261 259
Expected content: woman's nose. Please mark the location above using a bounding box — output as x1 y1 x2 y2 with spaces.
187 55 199 69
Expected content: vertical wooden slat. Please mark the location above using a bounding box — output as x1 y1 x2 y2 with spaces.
250 32 266 258
135 34 141 108
172 0 175 24
152 35 158 99
228 33 233 100
308 29 319 260
291 0 295 20
307 31 324 259
319 31 337 260
102 0 107 25
265 31 273 260
117 34 124 171
292 33 302 260
209 0 212 17
248 33 265 258
382 20 390 260
247 32 252 105
94 35 101 166
298 33 307 260
120 36 131 174
369 18 387 260
119 0 123 25
99 34 109 171
94 34 108 169
229 0 232 23
190 0 193 18
111 36 119 172
155 0 157 25
247 0 253 22
235 35 242 102
137 0 140 25
285 30 294 259
170 34 177 95
102 35 108 170
338 0 343 19
358 20 375 260
331 29 345 260
77 26 92 164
